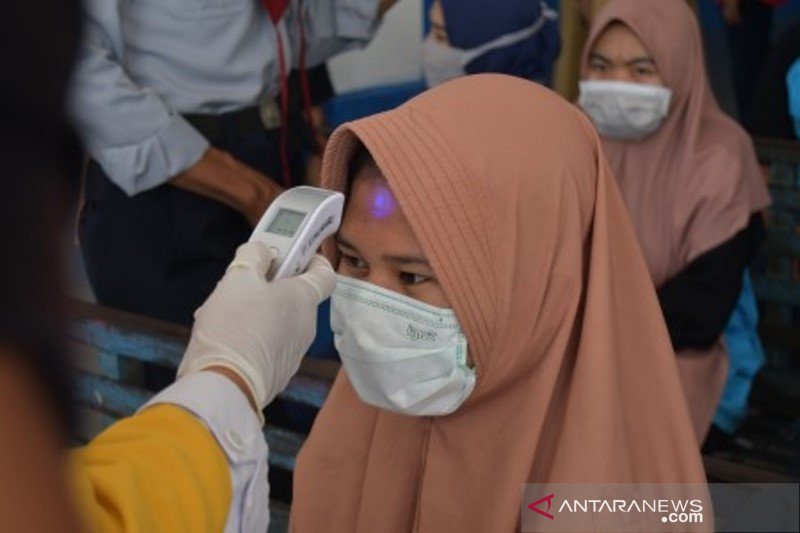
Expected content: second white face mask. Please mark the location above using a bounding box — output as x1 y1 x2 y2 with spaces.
331 276 476 416
578 80 673 141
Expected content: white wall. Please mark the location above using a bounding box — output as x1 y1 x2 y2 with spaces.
327 0 423 93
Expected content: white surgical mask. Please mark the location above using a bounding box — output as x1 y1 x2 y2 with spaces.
422 3 558 87
331 276 476 416
578 80 673 141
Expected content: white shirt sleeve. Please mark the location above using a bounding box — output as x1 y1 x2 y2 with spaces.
141 371 269 533
69 0 209 196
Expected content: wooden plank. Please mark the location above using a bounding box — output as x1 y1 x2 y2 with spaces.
281 374 332 409
758 325 800 353
69 299 189 344
264 427 305 472
760 233 800 258
768 188 800 210
69 305 187 369
68 299 340 383
71 359 333 416
703 456 798 483
754 137 800 164
268 501 290 533
73 405 118 444
73 372 153 418
69 300 337 406
71 340 152 388
71 342 122 381
753 278 800 306
298 358 340 382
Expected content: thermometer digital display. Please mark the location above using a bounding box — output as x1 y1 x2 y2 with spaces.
266 208 306 238
250 186 344 280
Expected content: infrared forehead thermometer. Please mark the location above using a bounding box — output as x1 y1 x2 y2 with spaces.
249 186 344 280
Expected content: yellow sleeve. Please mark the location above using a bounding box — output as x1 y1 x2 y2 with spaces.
69 405 232 533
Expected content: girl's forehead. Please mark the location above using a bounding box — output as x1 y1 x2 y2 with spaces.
593 23 649 55
367 182 397 220
346 165 398 221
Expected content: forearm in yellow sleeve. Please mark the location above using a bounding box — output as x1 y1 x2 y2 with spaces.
69 404 232 533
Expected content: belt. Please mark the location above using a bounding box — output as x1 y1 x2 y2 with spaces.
184 97 281 140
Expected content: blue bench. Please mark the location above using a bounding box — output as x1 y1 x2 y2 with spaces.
711 137 800 479
68 300 339 532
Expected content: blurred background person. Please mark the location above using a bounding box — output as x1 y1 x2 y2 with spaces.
286 64 337 187
553 0 698 100
71 0 397 327
719 0 789 119
791 57 800 137
747 21 800 139
422 0 560 87
579 0 772 442
0 0 85 529
1 1 337 530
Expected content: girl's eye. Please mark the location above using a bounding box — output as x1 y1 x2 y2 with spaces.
400 272 431 285
342 254 368 269
635 67 655 77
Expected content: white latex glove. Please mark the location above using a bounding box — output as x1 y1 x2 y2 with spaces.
177 241 336 412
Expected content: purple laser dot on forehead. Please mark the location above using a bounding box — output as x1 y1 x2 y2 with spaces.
369 184 397 219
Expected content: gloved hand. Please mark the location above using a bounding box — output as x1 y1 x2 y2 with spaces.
177 241 336 413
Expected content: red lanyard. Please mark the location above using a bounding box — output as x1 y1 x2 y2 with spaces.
260 0 291 187
259 0 289 22
258 0 318 188
274 24 292 187
296 2 320 155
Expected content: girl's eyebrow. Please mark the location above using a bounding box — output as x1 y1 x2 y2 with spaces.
383 254 430 266
589 52 611 63
337 234 430 266
589 53 655 68
336 234 360 254
626 57 656 67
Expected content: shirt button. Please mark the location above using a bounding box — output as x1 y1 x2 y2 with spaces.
226 430 244 450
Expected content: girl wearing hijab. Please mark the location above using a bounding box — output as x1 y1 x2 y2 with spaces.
578 0 772 442
290 74 707 532
422 0 560 87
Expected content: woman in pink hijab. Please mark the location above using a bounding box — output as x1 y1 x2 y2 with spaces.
578 0 771 442
290 74 708 532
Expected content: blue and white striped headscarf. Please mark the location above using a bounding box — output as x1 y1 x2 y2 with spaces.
439 0 561 84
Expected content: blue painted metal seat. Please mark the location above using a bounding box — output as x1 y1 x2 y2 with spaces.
68 300 340 532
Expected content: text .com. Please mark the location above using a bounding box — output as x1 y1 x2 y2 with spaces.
662 511 704 524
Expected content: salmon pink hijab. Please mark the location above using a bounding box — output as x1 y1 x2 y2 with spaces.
582 0 771 441
292 74 706 532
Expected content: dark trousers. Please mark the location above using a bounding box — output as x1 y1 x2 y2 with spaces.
80 115 284 326
726 0 775 119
